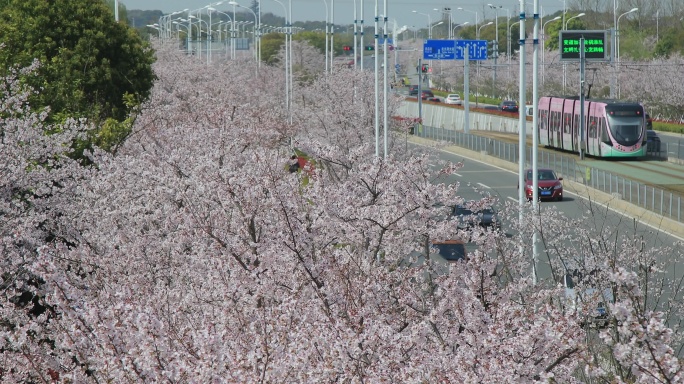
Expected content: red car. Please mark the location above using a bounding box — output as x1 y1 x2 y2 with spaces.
523 168 563 201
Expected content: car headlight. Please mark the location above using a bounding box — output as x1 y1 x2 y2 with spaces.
554 183 563 190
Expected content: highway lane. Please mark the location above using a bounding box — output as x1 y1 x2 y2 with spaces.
417 139 684 318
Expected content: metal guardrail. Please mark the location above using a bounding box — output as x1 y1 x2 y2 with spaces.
414 125 684 224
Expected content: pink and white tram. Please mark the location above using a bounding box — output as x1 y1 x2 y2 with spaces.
537 96 647 158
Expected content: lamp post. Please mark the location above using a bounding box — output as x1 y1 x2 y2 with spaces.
321 0 329 73
617 8 637 67
228 1 259 65
507 20 520 79
477 21 493 40
269 0 292 124
452 21 469 38
429 21 444 39
488 4 504 96
434 7 452 39
188 14 209 62
209 10 233 59
541 16 561 85
562 13 585 93
206 3 225 64
564 12 585 30
457 7 478 34
412 10 431 39
172 20 189 42
617 7 637 98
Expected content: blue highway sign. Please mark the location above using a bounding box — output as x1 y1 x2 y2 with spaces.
423 40 456 60
423 39 488 61
454 40 488 60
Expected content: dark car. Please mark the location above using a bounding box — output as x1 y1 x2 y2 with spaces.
408 85 419 96
646 129 661 152
563 270 613 327
522 168 563 201
432 240 468 262
420 90 440 102
499 100 519 112
452 202 500 229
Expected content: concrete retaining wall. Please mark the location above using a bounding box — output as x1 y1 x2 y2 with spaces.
397 101 534 135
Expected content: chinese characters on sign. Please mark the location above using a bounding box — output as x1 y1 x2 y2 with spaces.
559 30 608 61
423 40 488 60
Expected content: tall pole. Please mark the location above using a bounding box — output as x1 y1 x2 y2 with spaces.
258 0 262 67
360 0 364 71
532 0 540 286
374 0 379 157
382 0 388 158
517 0 530 283
579 38 586 160
322 0 329 73
330 0 335 74
353 0 358 69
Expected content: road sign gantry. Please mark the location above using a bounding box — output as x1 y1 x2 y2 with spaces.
423 39 488 60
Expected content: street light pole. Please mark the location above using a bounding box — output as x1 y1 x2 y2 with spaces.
451 21 469 38
541 16 561 85
477 21 493 40
457 7 478 36
616 7 637 98
429 21 444 39
488 4 502 96
412 10 431 39
508 20 520 79
563 13 585 93
564 12 585 30
321 0 329 73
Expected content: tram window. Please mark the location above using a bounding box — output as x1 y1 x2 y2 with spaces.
563 113 571 133
588 116 597 138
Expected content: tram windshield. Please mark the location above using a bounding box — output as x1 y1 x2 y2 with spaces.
606 115 642 146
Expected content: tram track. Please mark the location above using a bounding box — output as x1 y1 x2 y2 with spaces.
470 130 684 197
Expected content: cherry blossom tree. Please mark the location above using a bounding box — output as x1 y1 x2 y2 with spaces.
2 41 683 383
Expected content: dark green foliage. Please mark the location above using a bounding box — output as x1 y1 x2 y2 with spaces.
0 0 156 126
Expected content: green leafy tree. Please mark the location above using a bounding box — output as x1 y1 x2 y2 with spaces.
0 0 156 126
260 32 286 64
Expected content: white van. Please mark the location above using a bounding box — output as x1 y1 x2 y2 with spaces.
524 105 534 117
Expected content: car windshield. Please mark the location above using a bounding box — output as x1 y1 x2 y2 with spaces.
433 243 466 261
526 170 557 180
454 206 495 216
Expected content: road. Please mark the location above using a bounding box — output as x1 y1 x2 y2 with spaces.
414 137 684 334
658 131 684 159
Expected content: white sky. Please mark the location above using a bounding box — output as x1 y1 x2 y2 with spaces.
121 0 564 30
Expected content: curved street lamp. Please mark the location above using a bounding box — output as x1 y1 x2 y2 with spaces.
412 10 432 38
564 12 585 30
452 21 469 37
477 21 493 40
541 16 561 85
616 7 637 98
228 1 260 65
457 7 478 34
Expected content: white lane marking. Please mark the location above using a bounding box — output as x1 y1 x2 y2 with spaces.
477 183 491 189
454 173 462 177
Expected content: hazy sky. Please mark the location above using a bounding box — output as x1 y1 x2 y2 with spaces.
122 0 564 30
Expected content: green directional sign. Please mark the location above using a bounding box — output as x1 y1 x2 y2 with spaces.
559 30 608 61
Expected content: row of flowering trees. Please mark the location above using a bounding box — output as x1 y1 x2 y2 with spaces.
1 40 683 382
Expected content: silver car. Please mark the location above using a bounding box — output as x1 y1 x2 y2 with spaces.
445 94 462 105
